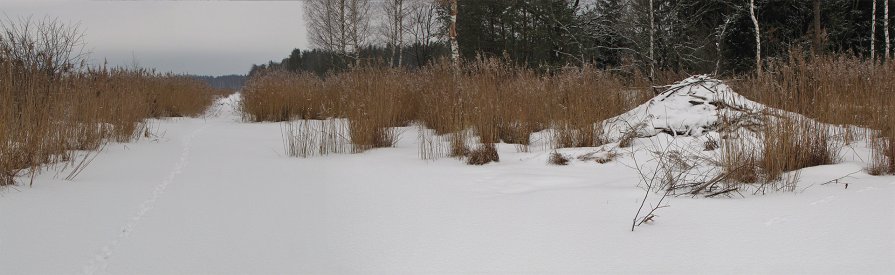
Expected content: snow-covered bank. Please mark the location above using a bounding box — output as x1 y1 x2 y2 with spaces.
1 93 893 274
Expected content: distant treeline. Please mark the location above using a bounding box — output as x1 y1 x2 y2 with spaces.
250 43 448 77
192 75 247 90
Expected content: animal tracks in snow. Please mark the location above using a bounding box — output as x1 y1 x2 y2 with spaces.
81 125 207 275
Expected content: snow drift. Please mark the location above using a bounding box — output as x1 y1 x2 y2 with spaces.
602 75 766 141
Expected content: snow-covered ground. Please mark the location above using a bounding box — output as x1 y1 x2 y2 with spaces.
1 93 893 274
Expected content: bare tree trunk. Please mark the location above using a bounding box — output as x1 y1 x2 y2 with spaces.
449 0 460 70
340 0 348 58
886 0 891 60
390 4 398 67
649 0 655 83
714 17 732 76
397 0 404 67
750 0 761 75
872 0 877 61
384 0 406 67
391 1 399 67
350 0 371 67
814 0 822 55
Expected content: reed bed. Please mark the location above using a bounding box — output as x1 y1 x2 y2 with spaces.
0 62 220 186
244 59 655 160
731 54 895 176
719 115 843 193
250 55 893 181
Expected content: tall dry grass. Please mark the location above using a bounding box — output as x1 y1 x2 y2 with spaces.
252 53 893 182
719 116 842 193
240 71 331 122
0 61 219 186
731 53 895 175
250 58 655 160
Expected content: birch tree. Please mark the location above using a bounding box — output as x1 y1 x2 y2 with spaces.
448 0 459 69
814 0 822 54
649 0 655 82
886 0 890 60
872 0 877 61
750 0 761 75
305 0 371 65
382 0 409 67
347 0 371 65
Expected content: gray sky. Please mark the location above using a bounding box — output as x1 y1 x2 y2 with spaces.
2 0 308 76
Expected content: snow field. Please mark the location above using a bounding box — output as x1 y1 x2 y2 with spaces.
0 93 893 274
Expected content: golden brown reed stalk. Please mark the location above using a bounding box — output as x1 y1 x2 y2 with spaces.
0 61 218 186
250 58 654 161
732 52 895 175
249 54 892 176
240 71 328 122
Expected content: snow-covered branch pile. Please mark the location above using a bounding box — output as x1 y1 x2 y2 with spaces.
603 75 766 141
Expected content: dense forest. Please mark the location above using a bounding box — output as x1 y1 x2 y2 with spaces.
256 0 893 77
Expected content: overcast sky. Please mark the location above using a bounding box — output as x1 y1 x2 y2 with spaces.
2 0 308 76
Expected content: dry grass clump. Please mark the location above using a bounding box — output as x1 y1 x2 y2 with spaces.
549 67 633 149
548 152 570 165
868 108 895 175
241 71 329 122
466 143 499 165
868 135 895 175
719 117 842 192
145 74 217 118
281 119 349 158
732 53 895 175
759 118 840 188
448 131 471 158
268 68 418 155
341 68 416 152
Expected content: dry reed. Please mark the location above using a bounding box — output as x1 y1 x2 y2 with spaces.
0 55 218 186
